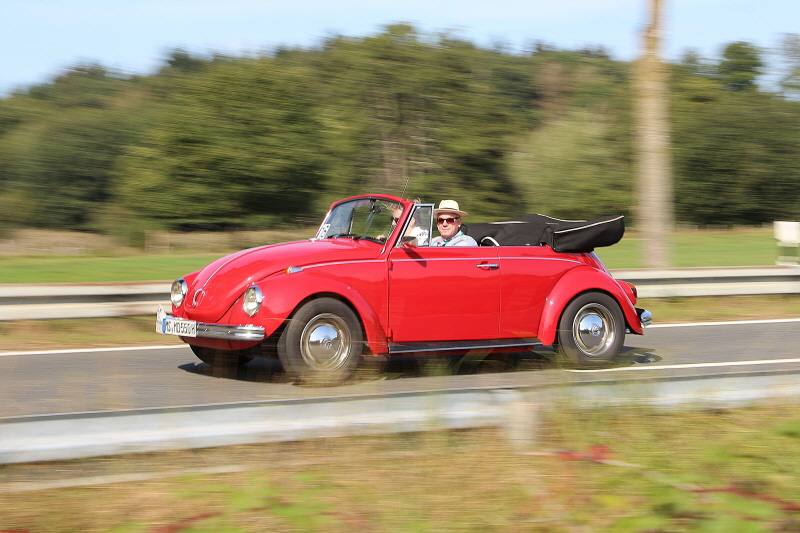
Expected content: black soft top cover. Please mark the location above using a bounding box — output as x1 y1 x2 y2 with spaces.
465 214 624 253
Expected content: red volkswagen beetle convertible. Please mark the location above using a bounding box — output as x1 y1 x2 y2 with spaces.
157 194 651 382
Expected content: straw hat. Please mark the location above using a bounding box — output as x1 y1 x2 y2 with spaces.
433 199 468 218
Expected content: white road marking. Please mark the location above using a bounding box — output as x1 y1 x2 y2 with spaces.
0 344 188 357
650 317 800 328
568 357 800 373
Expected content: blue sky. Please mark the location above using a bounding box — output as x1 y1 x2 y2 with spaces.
1 0 796 95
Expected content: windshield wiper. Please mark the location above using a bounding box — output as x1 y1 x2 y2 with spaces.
327 234 384 243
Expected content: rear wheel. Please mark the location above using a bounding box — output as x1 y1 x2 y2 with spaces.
190 345 250 368
555 292 625 368
277 298 363 384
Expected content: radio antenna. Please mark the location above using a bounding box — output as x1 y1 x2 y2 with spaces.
400 169 411 199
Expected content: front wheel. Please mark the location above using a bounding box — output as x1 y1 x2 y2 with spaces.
277 298 364 384
555 292 625 368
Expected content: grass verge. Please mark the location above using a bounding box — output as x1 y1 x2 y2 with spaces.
2 405 800 532
600 227 779 269
0 316 181 352
0 253 226 284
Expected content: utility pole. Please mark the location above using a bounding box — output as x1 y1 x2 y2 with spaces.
634 0 673 268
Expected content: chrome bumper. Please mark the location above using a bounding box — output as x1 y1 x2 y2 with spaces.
196 323 266 341
637 308 653 327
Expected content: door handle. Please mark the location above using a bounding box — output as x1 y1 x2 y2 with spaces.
476 263 499 270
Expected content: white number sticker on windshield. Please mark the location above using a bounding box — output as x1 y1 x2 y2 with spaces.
315 224 330 239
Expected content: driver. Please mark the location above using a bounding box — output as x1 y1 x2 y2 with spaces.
430 200 477 247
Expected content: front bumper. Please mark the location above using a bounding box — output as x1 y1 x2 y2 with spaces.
637 307 653 327
193 323 265 341
156 306 265 342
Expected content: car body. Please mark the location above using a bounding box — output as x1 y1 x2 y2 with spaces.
156 194 651 382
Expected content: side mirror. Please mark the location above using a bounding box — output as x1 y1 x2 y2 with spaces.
401 236 417 248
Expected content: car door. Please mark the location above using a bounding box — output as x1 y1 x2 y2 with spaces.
387 244 500 342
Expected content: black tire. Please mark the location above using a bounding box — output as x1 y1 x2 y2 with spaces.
277 298 364 384
190 345 251 368
555 292 625 368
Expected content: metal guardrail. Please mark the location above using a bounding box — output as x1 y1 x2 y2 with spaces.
0 281 171 321
4 364 800 464
613 265 800 298
1 266 799 321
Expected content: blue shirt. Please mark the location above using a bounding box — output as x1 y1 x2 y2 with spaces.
430 231 478 247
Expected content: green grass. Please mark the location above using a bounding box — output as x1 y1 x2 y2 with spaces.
0 228 786 284
599 227 779 269
0 253 226 284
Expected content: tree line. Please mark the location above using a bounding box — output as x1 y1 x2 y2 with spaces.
1 24 799 244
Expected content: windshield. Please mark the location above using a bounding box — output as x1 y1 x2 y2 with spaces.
315 198 404 242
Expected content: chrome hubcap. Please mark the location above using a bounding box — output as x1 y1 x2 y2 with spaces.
300 313 351 371
573 303 616 356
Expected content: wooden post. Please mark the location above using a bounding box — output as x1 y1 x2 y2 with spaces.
635 0 673 268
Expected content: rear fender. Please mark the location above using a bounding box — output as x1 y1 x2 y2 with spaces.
538 266 642 346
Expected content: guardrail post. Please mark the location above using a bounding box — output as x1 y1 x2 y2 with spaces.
775 221 800 265
495 390 539 452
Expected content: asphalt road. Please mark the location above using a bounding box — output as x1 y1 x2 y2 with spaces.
2 318 800 418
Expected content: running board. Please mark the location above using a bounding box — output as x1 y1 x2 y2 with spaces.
388 338 541 355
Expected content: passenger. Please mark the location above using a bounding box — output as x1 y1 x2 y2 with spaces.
430 200 477 247
384 201 429 246
389 206 404 229
403 201 429 246
378 205 404 242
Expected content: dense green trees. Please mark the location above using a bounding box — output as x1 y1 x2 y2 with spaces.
718 41 763 91
0 66 141 230
671 43 800 225
115 57 327 230
1 27 799 239
307 25 526 219
509 53 634 220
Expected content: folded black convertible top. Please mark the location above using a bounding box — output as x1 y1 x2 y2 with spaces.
464 214 624 253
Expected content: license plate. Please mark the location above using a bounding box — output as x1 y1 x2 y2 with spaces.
156 305 197 337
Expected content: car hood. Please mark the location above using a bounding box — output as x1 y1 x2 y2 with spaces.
184 238 384 322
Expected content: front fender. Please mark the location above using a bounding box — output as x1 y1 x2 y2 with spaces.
538 266 641 346
226 268 389 355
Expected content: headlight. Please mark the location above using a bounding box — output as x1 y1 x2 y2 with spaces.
242 286 263 317
170 279 188 307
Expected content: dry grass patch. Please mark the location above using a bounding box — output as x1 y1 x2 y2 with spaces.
0 317 181 352
3 406 800 532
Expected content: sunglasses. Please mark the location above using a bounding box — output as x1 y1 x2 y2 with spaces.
437 217 460 224
391 217 401 223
